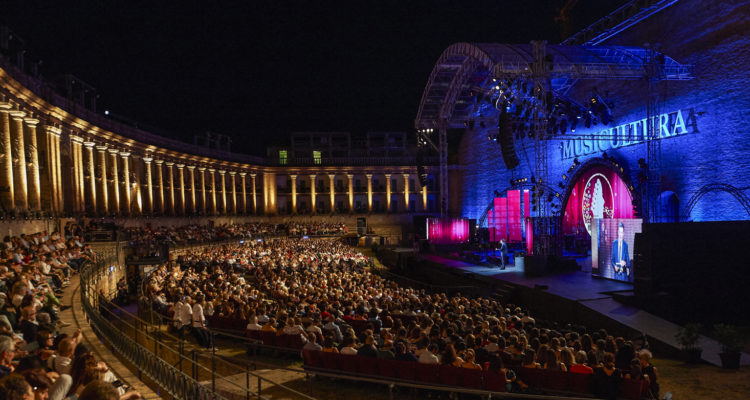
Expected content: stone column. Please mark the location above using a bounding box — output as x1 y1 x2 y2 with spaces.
121 153 131 215
84 142 96 214
24 118 42 211
347 173 354 213
198 167 207 214
143 157 153 214
240 172 247 214
385 173 392 213
290 174 297 214
96 145 109 214
133 156 142 214
177 164 186 215
262 172 276 215
218 170 227 215
69 135 84 213
309 174 316 214
366 173 373 213
208 168 217 215
229 172 237 214
188 166 196 214
403 173 410 211
250 173 257 214
328 174 335 214
0 104 13 212
10 110 27 210
154 160 165 214
51 129 63 213
108 149 120 214
422 185 428 212
165 162 175 215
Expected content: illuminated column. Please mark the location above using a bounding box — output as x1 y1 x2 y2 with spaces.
177 164 186 215
366 173 373 213
85 142 96 213
229 171 237 214
347 173 354 213
240 172 247 214
262 172 276 215
0 104 13 211
52 130 63 212
10 111 27 210
290 174 297 214
24 118 42 211
198 167 207 214
133 156 142 214
250 173 257 214
422 184 428 212
142 157 153 213
218 170 227 215
208 168 217 215
108 149 120 214
165 162 175 215
385 173 392 213
121 153 131 215
309 174 316 214
403 173 410 211
328 174 335 214
154 160 165 214
188 166 196 214
67 135 80 213
96 145 109 215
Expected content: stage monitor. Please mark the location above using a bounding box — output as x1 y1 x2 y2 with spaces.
592 218 643 282
426 217 469 244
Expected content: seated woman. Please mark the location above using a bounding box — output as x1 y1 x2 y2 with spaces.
321 336 339 353
521 349 540 369
459 349 482 370
543 348 567 372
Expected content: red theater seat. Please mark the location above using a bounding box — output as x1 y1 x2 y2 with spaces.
319 351 340 370
516 367 544 388
376 358 399 378
482 370 507 392
246 330 261 340
355 356 379 376
393 360 417 381
414 363 440 384
258 331 278 347
302 349 321 367
568 372 593 394
621 378 649 400
339 354 358 373
438 365 462 386
283 334 306 350
456 368 484 389
543 370 570 392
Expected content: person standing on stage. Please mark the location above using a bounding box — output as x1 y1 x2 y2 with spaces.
499 239 508 270
611 222 629 277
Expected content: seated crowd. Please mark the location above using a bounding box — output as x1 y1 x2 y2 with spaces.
148 235 659 399
0 229 141 400
125 221 348 247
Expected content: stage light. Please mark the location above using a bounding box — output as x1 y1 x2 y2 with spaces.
570 118 577 132
480 121 486 128
104 110 110 115
558 182 565 189
573 157 580 166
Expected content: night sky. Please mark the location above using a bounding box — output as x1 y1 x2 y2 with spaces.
1 0 627 156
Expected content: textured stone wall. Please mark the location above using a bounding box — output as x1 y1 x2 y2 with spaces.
456 0 750 223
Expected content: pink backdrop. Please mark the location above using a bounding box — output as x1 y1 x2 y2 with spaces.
562 165 635 237
488 190 523 243
427 217 469 244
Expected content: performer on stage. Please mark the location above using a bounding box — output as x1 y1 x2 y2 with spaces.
499 239 508 270
611 222 630 277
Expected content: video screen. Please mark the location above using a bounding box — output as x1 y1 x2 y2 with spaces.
592 218 642 282
426 217 469 245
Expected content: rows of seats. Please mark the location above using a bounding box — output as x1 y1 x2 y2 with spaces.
302 350 651 399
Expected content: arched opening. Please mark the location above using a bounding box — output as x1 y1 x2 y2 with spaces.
658 191 679 223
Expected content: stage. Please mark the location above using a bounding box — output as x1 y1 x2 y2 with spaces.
419 254 750 367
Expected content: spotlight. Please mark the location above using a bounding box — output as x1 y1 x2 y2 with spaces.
558 182 565 189
570 118 577 132
480 121 486 128
573 157 580 166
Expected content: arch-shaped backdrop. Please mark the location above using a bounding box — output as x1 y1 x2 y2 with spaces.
682 184 750 221
559 157 638 237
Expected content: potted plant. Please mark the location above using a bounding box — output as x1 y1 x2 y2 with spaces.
713 324 742 369
675 323 703 363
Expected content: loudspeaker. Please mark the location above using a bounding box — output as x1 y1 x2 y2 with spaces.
498 111 519 169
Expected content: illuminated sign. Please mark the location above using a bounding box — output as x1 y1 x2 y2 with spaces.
561 108 699 160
